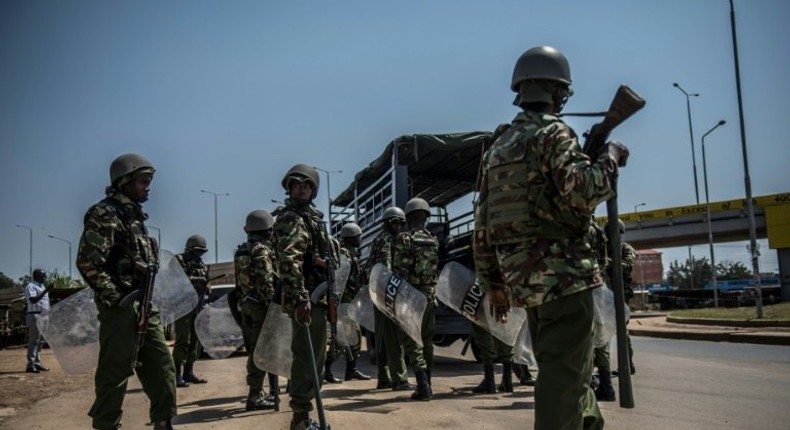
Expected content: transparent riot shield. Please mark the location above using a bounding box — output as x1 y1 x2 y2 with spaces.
592 285 630 348
436 261 525 346
346 286 375 333
336 303 360 347
253 302 293 377
194 293 244 359
309 255 351 304
368 263 427 347
37 287 99 374
512 318 537 367
153 249 200 326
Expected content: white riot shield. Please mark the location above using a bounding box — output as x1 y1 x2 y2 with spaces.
513 319 537 367
37 287 99 374
194 293 244 359
336 303 360 347
253 302 293 377
436 261 525 346
368 263 427 347
309 255 351 304
153 249 200 326
592 285 630 348
346 286 375 333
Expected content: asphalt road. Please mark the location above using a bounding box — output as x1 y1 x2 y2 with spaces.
2 336 789 429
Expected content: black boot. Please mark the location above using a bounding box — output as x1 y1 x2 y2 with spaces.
153 419 175 430
324 359 343 384
175 365 189 388
410 370 432 401
290 412 320 430
183 362 207 384
498 362 513 393
594 370 616 402
344 358 371 380
425 370 432 386
472 364 497 394
246 388 275 411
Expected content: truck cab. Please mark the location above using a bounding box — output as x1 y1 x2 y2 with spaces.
329 131 493 359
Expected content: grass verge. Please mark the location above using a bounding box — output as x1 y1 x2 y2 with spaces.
669 302 790 321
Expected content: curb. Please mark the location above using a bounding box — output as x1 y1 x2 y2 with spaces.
629 327 790 346
666 316 790 328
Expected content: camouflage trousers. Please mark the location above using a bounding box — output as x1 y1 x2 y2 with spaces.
240 299 269 391
397 301 436 372
470 324 514 366
172 308 202 365
89 301 176 430
527 290 603 430
289 305 328 413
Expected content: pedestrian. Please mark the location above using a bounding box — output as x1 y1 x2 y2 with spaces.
273 163 335 430
23 268 51 373
474 46 629 430
234 209 277 410
326 222 371 382
392 197 439 401
77 153 177 430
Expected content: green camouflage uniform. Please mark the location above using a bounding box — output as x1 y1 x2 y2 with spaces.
367 230 409 387
327 244 364 363
172 252 208 366
234 232 276 394
474 111 618 430
392 226 439 373
273 198 335 413
595 240 637 371
77 189 176 430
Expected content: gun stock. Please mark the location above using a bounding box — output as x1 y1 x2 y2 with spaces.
581 85 645 158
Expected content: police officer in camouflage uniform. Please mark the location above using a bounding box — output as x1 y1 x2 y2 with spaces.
172 234 210 388
77 153 177 430
604 220 637 378
325 222 372 382
367 207 413 391
273 164 336 430
234 210 278 410
474 46 629 430
392 197 440 401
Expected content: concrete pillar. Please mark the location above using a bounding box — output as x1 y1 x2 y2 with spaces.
779 248 790 301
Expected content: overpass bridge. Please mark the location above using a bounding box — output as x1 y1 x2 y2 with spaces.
601 192 790 299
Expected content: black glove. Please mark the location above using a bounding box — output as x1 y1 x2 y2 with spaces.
98 287 121 307
605 141 630 167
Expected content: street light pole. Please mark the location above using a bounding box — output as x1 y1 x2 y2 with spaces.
16 224 34 276
702 119 726 307
729 0 763 318
47 234 73 279
201 189 230 264
634 202 646 216
314 167 342 223
673 82 701 205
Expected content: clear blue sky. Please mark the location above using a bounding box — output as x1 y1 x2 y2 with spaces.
1 0 787 281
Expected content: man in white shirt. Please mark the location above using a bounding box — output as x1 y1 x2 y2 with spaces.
23 269 51 373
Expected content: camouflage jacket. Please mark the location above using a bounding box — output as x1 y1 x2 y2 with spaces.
608 242 636 288
273 198 337 315
175 252 209 294
367 230 397 273
473 111 618 307
339 244 362 303
77 189 158 295
233 233 276 303
392 226 439 300
589 219 608 272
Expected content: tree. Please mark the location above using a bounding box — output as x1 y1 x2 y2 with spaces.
0 272 18 289
717 260 751 280
666 257 712 289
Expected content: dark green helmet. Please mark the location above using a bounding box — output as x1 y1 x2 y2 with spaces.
511 46 573 108
404 198 430 217
245 210 274 233
281 164 320 199
340 222 362 238
605 219 626 236
382 206 406 223
185 234 208 251
110 153 155 184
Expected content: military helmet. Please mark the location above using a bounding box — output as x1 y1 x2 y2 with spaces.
382 206 406 223
245 210 274 233
110 153 155 184
511 45 572 91
185 234 208 251
404 198 430 217
605 219 626 236
281 164 320 198
340 222 362 238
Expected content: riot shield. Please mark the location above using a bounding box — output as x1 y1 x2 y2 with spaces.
153 249 200 326
592 285 630 348
512 318 537 367
37 287 99 374
436 261 525 346
336 303 360 347
194 293 244 359
253 302 293 377
368 263 427 347
309 255 351 304
346 285 375 333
